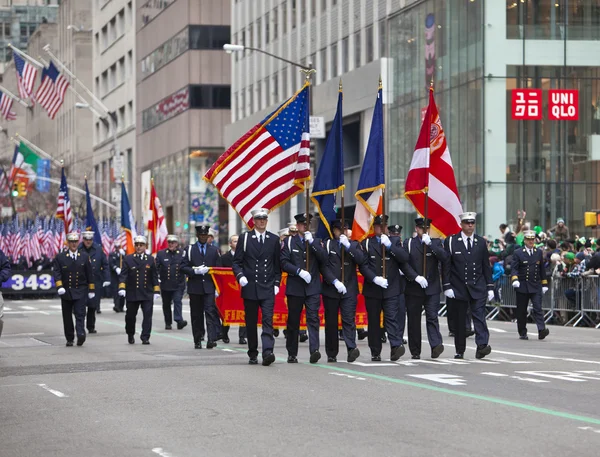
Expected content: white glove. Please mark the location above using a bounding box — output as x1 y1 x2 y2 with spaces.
115 268 121 275
487 290 494 302
444 289 455 299
542 286 548 294
37 265 42 271
298 269 312 284
274 286 279 296
118 289 126 297
373 276 388 289
304 232 314 244
380 234 391 248
119 249 125 256
512 280 520 288
195 265 209 275
57 287 66 296
239 276 249 287
415 275 428 289
421 234 432 246
102 281 110 287
333 279 347 295
153 294 161 301
215 290 220 298
88 292 95 299
339 234 351 249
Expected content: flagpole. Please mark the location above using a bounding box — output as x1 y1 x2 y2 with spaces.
379 76 387 279
0 84 29 108
8 43 45 68
423 80 434 277
340 80 345 284
302 63 316 270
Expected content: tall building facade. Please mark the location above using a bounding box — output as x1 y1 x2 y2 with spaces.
92 0 136 220
136 0 230 245
227 0 600 237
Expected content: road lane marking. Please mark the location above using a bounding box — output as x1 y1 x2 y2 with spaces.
488 328 507 333
482 372 508 377
19 305 35 310
329 372 366 381
37 384 67 398
152 448 175 457
1 332 44 337
409 374 467 386
578 426 600 434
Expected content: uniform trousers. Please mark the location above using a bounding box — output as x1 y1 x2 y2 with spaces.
446 299 473 333
406 294 443 356
86 287 101 331
189 293 220 343
162 287 185 325
323 295 357 358
125 300 153 341
365 296 402 356
449 296 489 354
516 290 545 335
244 297 275 359
286 294 320 356
61 296 86 341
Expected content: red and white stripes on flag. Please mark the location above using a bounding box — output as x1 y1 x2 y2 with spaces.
0 91 16 121
13 53 37 102
56 168 73 237
35 61 69 120
404 87 463 237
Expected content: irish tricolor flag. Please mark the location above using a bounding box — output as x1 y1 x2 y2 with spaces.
9 142 40 185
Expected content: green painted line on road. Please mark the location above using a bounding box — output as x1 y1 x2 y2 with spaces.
307 363 600 426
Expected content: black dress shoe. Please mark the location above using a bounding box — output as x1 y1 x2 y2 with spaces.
177 320 188 330
454 353 464 359
347 347 360 363
299 333 308 343
390 345 405 361
262 352 276 366
431 344 444 359
448 332 455 337
357 329 368 340
338 330 344 341
195 342 202 349
475 344 491 359
411 354 420 360
200 335 205 341
142 339 150 345
128 335 135 344
402 338 407 345
248 358 259 365
165 324 172 330
222 336 230 344
466 329 475 338
538 328 550 340
287 355 298 363
381 334 387 343
310 350 321 364
371 355 381 362
66 341 74 347
206 341 217 349
327 356 337 363
273 329 280 337
96 309 102 314
519 334 529 340
113 306 121 313
88 329 97 334
239 338 247 345
76 335 86 346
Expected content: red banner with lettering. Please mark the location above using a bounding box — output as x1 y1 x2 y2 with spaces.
209 267 368 329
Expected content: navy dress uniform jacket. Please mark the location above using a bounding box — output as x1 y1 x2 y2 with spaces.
118 253 159 301
79 243 109 284
156 248 186 291
510 247 548 293
232 230 281 301
321 238 365 299
53 250 94 300
402 237 449 297
221 250 234 268
359 236 409 299
0 250 10 283
442 233 493 301
280 234 327 297
181 243 222 294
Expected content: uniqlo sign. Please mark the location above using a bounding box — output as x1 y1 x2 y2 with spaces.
511 89 542 120
548 89 579 120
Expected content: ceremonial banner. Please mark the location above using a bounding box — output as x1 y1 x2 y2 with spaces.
210 268 368 329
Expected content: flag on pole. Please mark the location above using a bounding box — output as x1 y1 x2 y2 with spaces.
13 53 37 102
311 86 344 240
9 142 40 184
56 167 73 236
352 82 385 242
404 87 463 237
148 178 168 255
0 90 16 121
84 177 102 245
204 81 311 229
35 61 69 120
120 180 137 254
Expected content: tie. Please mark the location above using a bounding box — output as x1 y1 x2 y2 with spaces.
200 244 205 256
260 234 264 244
467 237 472 252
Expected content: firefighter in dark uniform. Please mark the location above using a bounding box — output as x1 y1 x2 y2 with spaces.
220 234 247 344
0 248 11 338
387 223 408 345
510 229 550 340
118 235 160 344
181 224 221 348
32 253 52 271
442 211 493 359
359 215 408 362
109 241 126 312
321 219 364 363
401 218 448 359
232 208 281 366
54 232 95 346
79 231 110 332
156 234 188 330
281 213 328 364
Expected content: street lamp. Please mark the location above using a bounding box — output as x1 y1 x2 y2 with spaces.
67 25 93 32
222 43 312 70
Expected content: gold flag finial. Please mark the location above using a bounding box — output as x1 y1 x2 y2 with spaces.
60 159 64 167
84 174 87 180
121 174 124 182
338 78 343 92
378 75 383 90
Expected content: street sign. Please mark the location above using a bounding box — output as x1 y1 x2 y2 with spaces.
511 89 542 120
310 116 326 139
112 155 124 178
548 89 579 120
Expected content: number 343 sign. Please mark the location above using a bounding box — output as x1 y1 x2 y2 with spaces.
1 271 56 294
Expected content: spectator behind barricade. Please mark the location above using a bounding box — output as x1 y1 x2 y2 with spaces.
563 252 586 308
490 256 504 304
547 218 570 242
499 223 512 243
489 239 503 255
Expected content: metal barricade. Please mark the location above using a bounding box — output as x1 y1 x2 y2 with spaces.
487 275 515 321
578 276 600 327
547 276 580 326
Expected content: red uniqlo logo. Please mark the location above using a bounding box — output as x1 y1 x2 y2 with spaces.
548 89 579 120
512 89 542 120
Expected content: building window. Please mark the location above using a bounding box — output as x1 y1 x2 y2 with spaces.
272 72 278 100
342 36 349 73
257 17 262 47
320 48 327 82
366 25 374 63
379 19 387 57
264 77 270 106
189 85 231 109
354 31 361 69
265 12 270 44
142 87 190 132
282 2 287 34
331 42 338 78
301 0 307 23
292 0 297 29
248 84 254 112
141 27 189 79
312 0 317 17
273 7 278 40
189 25 231 50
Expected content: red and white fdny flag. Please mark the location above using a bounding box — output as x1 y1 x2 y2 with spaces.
148 180 168 255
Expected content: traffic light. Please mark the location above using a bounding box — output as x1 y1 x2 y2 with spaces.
585 212 600 228
11 183 18 197
175 221 181 227
17 181 27 197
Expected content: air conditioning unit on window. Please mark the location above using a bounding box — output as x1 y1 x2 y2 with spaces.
588 135 600 161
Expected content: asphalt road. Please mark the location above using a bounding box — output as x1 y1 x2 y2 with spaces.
1 296 600 457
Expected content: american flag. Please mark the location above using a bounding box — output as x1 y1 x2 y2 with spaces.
13 53 37 102
0 90 16 121
35 61 69 120
204 82 311 229
56 167 73 236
